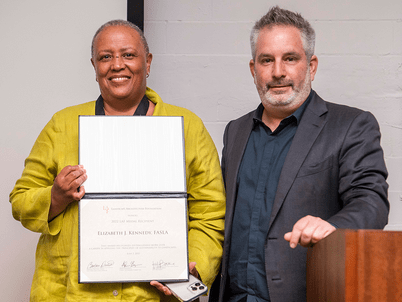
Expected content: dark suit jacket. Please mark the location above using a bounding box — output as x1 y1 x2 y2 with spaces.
209 91 389 302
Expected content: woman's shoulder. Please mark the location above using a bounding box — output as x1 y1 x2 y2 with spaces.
52 101 96 119
162 102 199 119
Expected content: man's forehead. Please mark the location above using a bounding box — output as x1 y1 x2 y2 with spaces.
255 25 304 54
258 25 302 41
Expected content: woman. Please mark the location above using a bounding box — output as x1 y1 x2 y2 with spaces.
10 20 225 301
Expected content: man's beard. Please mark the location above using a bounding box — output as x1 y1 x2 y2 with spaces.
255 68 311 108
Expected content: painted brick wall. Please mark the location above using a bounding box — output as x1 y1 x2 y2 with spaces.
144 0 402 230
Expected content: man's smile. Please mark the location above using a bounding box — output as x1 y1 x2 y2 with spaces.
267 83 293 93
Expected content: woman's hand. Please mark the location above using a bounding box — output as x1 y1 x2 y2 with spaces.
150 262 198 296
49 165 87 220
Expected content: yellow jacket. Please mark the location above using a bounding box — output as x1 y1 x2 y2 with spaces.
10 88 225 301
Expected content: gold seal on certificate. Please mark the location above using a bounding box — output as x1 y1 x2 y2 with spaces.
78 116 188 283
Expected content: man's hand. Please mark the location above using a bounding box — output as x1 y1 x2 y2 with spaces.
150 262 198 296
284 215 336 248
49 165 87 220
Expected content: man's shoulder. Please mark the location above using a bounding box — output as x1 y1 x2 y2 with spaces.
308 94 380 134
226 108 257 129
325 100 364 115
222 109 257 147
310 93 370 120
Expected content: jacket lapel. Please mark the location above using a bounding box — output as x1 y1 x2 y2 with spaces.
220 112 254 296
225 113 254 234
269 93 328 229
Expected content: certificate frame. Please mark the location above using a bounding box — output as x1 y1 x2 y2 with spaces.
78 197 189 283
78 116 189 283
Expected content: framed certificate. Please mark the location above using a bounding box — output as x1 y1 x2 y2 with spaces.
78 116 188 283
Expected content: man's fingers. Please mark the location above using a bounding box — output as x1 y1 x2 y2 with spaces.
284 216 336 248
313 223 336 243
287 216 310 248
299 223 320 247
289 231 301 248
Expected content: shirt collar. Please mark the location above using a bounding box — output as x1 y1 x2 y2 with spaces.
95 94 149 116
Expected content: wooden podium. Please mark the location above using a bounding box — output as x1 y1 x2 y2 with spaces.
306 229 402 302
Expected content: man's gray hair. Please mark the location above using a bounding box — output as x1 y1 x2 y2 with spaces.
91 19 149 58
250 6 315 61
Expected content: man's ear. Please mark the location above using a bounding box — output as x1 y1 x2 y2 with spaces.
249 59 256 79
309 55 318 81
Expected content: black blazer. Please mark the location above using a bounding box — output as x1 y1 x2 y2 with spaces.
209 91 389 302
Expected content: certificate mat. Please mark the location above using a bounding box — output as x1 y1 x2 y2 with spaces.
79 198 188 283
79 116 186 194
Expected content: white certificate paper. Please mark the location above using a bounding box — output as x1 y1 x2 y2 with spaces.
78 116 188 283
79 198 188 283
79 116 186 193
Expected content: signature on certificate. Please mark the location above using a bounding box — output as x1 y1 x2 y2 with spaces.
152 260 176 270
121 261 141 268
87 260 114 271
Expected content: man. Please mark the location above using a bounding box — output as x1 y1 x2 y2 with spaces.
209 6 389 302
10 20 225 301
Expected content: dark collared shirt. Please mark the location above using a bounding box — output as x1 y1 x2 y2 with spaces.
227 91 313 302
95 94 149 115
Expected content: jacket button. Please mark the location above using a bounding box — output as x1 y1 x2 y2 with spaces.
113 290 118 296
